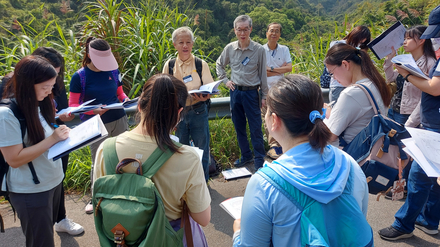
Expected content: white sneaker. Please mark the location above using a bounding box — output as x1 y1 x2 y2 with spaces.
54 218 84 235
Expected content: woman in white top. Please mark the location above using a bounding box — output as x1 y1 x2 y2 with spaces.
324 43 391 146
0 55 70 247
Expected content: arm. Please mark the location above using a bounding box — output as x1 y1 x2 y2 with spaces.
405 101 421 127
190 205 211 227
0 125 70 168
69 92 108 116
116 86 129 102
216 47 229 81
383 48 399 83
396 66 440 96
259 47 268 101
162 59 170 74
267 62 292 77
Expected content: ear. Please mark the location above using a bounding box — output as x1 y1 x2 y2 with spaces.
418 38 425 46
341 60 350 70
271 112 282 131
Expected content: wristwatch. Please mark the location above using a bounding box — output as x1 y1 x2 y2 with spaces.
270 66 274 72
404 73 412 81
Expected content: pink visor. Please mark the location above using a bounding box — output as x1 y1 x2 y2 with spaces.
89 46 118 71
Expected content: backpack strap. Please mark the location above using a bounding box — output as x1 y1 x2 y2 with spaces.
354 84 380 115
168 59 176 76
258 166 330 246
194 57 203 85
1 99 40 184
103 137 119 175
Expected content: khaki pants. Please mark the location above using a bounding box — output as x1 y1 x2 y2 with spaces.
261 104 280 148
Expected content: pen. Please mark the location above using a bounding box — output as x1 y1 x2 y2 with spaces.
51 123 59 128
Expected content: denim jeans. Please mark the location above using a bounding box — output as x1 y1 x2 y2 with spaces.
230 89 265 169
176 102 210 181
387 108 410 126
329 86 345 103
392 127 440 233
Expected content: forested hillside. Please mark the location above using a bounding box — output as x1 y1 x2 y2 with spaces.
0 0 438 90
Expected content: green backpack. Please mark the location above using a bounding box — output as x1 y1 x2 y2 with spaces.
93 137 185 247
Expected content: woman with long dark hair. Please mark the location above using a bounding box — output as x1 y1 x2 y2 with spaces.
0 55 70 247
324 43 390 146
93 74 211 246
232 74 372 246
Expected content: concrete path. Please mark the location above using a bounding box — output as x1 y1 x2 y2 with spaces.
1 174 440 247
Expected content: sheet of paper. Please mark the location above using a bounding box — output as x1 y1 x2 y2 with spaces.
222 167 252 180
402 139 440 177
391 55 430 80
189 146 204 163
102 97 139 109
368 21 406 60
219 196 244 219
406 127 440 167
57 99 100 115
48 115 108 160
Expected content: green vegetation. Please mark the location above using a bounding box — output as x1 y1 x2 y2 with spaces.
1 0 439 193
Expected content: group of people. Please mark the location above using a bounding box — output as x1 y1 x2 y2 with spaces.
1 5 440 247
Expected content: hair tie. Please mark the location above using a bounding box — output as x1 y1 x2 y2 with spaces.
309 108 326 124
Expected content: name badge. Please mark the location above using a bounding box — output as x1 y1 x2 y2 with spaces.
242 57 250 66
183 75 193 83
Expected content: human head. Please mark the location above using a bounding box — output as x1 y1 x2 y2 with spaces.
172 27 194 61
138 74 188 153
266 22 282 43
405 25 436 60
324 43 391 106
420 5 440 39
266 74 331 153
32 47 65 97
81 37 118 71
344 25 371 50
234 15 252 44
13 55 57 144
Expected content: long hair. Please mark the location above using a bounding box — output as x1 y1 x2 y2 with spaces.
344 25 371 50
267 74 331 153
324 43 391 106
138 74 188 153
81 37 111 67
32 47 65 97
406 25 437 64
12 55 57 145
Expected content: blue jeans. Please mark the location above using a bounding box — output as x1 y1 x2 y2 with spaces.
176 103 210 181
329 86 345 103
387 108 410 125
392 127 440 233
230 89 265 169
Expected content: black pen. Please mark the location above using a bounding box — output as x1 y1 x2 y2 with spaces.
51 123 59 128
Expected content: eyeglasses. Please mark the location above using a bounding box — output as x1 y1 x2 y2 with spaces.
327 66 338 78
235 28 250 33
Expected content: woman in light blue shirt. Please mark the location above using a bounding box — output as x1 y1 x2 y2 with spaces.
232 74 373 247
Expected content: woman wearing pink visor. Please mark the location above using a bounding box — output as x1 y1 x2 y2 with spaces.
69 37 129 214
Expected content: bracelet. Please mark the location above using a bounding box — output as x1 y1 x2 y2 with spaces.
404 74 412 81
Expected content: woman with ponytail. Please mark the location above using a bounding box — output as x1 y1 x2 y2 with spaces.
232 74 372 246
92 74 211 246
324 43 390 146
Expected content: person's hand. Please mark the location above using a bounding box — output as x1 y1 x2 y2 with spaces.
233 219 241 233
261 99 266 108
387 46 397 59
51 125 70 142
395 66 411 78
323 102 332 119
437 177 440 186
93 107 109 116
192 93 211 102
226 81 236 91
282 62 287 66
58 112 75 122
123 98 130 102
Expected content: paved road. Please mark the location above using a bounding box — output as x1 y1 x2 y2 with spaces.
1 174 440 247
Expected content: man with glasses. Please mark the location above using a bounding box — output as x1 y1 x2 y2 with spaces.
262 22 292 160
216 15 268 171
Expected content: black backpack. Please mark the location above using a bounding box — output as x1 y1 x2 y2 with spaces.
0 99 40 233
168 57 204 85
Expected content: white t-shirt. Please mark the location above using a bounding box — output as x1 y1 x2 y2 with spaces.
0 106 63 193
263 43 292 88
326 78 387 146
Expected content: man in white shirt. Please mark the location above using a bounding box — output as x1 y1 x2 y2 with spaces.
262 22 292 159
